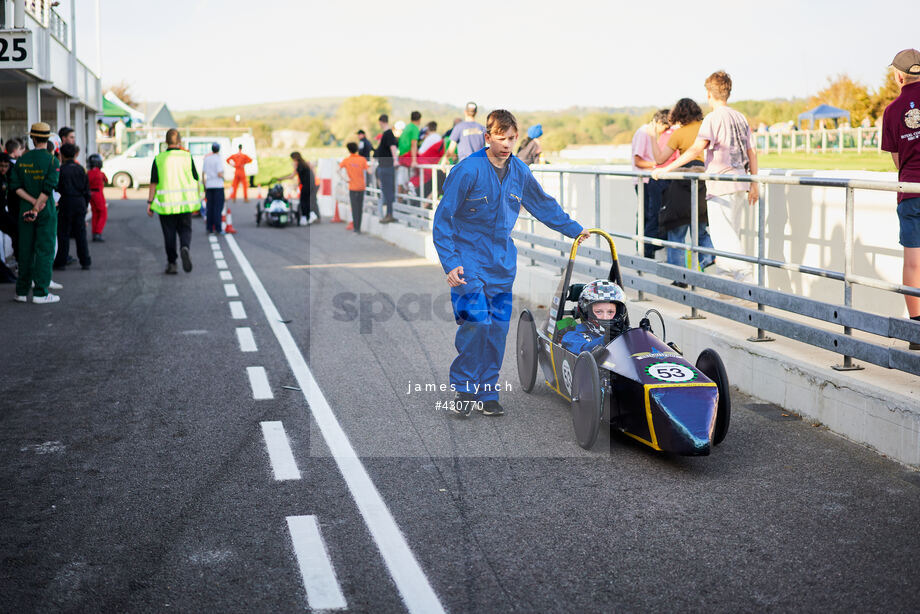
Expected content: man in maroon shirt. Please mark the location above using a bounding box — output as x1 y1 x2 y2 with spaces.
882 48 920 349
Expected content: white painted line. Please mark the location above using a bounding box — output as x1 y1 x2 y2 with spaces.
220 271 233 281
286 515 347 610
211 243 221 251
208 235 218 243
216 259 228 269
247 366 273 399
260 421 301 480
225 235 445 614
229 301 247 319
224 283 239 297
236 326 257 352
213 250 225 259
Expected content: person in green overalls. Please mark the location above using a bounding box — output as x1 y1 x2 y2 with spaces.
11 122 61 304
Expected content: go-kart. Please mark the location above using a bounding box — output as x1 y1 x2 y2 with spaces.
516 229 730 454
256 184 300 227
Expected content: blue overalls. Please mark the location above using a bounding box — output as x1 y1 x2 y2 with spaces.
433 148 583 400
561 323 606 354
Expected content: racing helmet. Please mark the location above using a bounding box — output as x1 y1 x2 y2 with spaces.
87 153 103 169
577 279 629 336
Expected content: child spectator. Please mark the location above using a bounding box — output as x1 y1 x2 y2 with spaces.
86 154 108 241
339 142 369 233
561 280 630 354
53 143 91 270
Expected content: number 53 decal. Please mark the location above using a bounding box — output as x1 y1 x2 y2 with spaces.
645 362 697 383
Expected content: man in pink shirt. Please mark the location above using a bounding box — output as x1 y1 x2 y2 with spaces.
631 109 674 258
654 71 759 280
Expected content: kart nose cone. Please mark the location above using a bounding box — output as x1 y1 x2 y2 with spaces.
648 386 717 455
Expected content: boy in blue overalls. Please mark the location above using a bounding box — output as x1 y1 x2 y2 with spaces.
433 109 590 417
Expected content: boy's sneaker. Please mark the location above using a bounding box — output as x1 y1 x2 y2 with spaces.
165 262 178 274
479 400 505 416
32 293 60 304
180 246 193 272
451 392 477 417
14 294 28 303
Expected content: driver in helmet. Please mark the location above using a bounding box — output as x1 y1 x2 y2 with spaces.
562 279 629 355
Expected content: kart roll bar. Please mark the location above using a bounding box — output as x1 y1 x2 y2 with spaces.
568 228 623 287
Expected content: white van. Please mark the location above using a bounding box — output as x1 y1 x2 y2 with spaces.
102 135 258 188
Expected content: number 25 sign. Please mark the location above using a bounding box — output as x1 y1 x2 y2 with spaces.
0 30 33 70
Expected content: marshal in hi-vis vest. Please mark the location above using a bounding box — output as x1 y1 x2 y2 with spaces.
152 149 202 215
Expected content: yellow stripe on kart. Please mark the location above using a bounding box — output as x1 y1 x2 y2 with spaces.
640 382 718 451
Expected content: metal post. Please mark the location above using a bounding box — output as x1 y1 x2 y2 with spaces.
681 176 704 320
857 126 863 154
838 127 843 153
558 171 566 257
749 180 774 342
833 186 863 370
634 176 647 301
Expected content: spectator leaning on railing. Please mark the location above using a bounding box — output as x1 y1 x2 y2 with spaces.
654 72 759 282
881 48 920 349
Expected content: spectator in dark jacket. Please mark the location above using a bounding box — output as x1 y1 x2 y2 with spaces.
53 143 91 270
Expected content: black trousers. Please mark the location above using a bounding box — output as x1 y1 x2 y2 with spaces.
0 207 19 261
349 190 364 233
54 201 91 267
158 212 192 263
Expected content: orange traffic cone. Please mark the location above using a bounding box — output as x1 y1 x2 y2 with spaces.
224 205 237 234
331 200 343 223
121 186 127 200
345 221 353 231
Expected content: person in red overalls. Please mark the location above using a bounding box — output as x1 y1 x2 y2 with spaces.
86 153 108 242
227 145 252 202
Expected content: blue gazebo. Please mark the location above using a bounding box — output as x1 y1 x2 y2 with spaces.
798 104 850 129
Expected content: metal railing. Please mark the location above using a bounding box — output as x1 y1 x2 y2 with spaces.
362 163 920 377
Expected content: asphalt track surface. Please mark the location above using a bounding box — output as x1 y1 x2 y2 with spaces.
2 199 919 613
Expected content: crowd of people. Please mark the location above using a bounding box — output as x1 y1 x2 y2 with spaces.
0 124 109 303
631 71 758 288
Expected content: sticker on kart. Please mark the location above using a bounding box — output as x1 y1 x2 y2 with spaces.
644 361 697 383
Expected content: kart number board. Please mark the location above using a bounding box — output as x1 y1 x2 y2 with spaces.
645 362 696 383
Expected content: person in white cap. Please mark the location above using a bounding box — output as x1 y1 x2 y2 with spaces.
882 48 920 349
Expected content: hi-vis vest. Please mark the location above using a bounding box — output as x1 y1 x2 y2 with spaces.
152 149 201 215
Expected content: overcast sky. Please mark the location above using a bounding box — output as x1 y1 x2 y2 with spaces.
99 0 914 112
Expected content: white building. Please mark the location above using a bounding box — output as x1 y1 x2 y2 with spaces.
0 0 102 152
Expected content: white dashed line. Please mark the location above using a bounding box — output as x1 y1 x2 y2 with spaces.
208 235 218 243
220 271 233 281
260 421 301 480
224 283 239 297
225 235 445 614
247 366 273 399
229 301 247 319
236 326 257 352
286 515 347 611
211 243 221 251
216 259 228 269
214 250 225 259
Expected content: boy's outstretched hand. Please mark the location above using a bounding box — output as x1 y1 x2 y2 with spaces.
446 266 466 287
576 230 591 244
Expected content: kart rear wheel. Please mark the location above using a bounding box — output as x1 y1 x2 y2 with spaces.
516 310 538 393
696 348 731 445
256 209 262 227
571 351 602 449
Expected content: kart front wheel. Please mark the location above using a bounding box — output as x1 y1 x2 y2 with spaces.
696 348 731 445
256 209 262 227
571 351 602 449
516 310 538 393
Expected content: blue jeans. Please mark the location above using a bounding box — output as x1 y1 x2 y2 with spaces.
376 165 395 217
636 180 668 258
667 224 715 269
205 188 225 233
